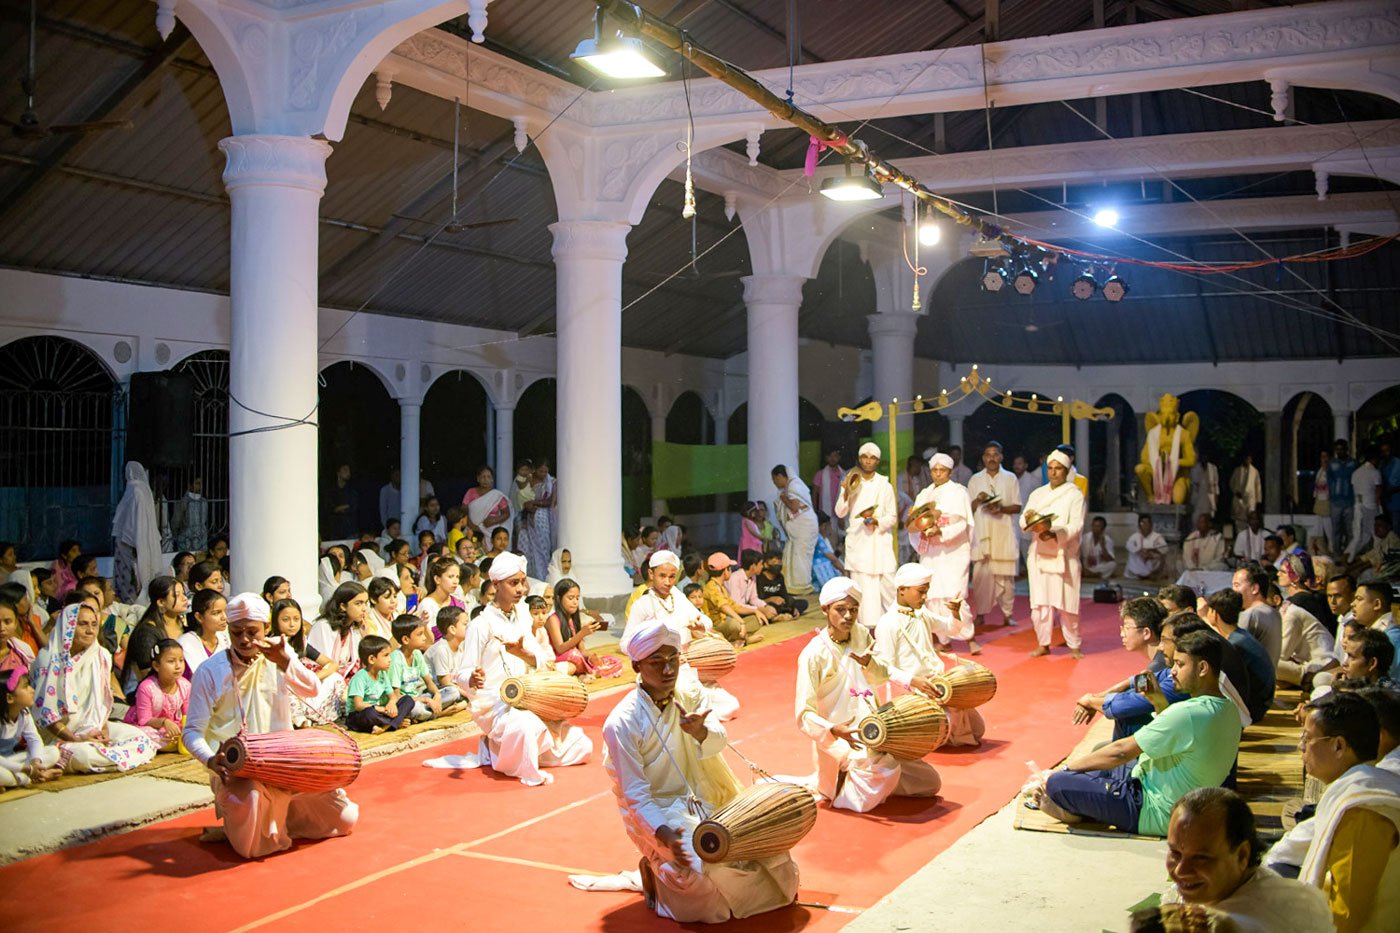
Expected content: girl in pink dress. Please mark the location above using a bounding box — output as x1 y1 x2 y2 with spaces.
123 639 190 752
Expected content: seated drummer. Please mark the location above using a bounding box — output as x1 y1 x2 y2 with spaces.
182 593 359 859
602 618 799 923
454 552 592 786
796 576 942 813
874 563 986 747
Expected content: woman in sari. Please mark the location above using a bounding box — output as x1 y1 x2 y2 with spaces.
464 466 513 546
111 462 164 604
516 460 556 578
33 604 157 773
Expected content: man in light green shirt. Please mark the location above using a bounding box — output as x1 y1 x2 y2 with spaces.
1035 627 1242 835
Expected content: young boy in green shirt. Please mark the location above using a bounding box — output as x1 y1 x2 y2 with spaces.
389 615 458 721
346 635 415 734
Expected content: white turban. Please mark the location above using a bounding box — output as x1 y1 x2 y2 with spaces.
819 576 862 608
929 452 954 470
620 618 682 661
649 549 681 570
488 551 528 581
893 563 933 588
226 593 270 624
858 442 881 458
1048 450 1072 468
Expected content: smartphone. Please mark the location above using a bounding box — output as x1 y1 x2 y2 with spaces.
1132 672 1151 693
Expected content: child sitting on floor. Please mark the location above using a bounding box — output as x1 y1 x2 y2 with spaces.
424 606 468 692
1 670 64 789
122 638 190 752
389 615 457 722
272 598 345 727
526 595 550 647
684 582 705 613
345 636 414 734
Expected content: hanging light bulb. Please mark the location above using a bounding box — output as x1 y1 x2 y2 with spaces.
918 222 941 247
571 8 665 78
820 161 883 201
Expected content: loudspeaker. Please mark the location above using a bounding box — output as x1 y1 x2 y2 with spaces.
126 372 196 468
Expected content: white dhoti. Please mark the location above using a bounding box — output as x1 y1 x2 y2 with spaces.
970 562 1015 619
827 743 942 813
835 474 897 629
1023 481 1086 651
474 696 593 786
781 513 819 596
849 571 895 630
213 775 358 859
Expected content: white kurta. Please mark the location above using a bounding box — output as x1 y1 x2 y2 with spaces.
1182 530 1228 571
1230 464 1262 525
835 473 898 629
602 680 798 923
1022 481 1086 649
1125 531 1168 578
1190 461 1219 518
795 625 941 812
183 650 358 859
967 468 1021 619
911 480 977 642
1082 532 1118 578
456 603 592 786
1233 526 1267 562
873 605 985 746
776 477 819 595
626 590 740 722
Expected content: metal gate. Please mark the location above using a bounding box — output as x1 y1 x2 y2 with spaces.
155 350 231 550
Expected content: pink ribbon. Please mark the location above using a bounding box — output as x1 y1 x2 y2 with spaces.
804 134 849 177
848 687 872 699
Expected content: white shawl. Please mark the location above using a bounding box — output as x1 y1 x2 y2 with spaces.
111 461 164 595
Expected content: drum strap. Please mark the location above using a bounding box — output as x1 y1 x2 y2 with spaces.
639 695 708 819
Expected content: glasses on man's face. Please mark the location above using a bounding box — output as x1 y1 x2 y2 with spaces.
1119 623 1146 633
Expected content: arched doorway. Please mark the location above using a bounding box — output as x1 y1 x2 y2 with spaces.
319 362 399 535
168 350 231 546
622 386 652 524
422 370 490 511
665 392 717 515
1282 391 1333 514
962 391 1060 474
727 402 747 445
1089 394 1137 512
1357 384 1400 447
0 336 118 557
515 378 556 471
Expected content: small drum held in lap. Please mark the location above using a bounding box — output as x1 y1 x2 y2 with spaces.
501 671 589 721
931 665 998 709
684 637 737 682
858 694 950 760
220 728 362 793
693 782 817 863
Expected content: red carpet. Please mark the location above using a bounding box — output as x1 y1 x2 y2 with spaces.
0 600 1138 931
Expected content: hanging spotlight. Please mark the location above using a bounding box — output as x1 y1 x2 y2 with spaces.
571 7 666 78
820 160 883 201
1012 261 1038 296
1071 269 1098 300
982 260 1009 292
1093 207 1120 228
1102 275 1129 302
917 222 941 247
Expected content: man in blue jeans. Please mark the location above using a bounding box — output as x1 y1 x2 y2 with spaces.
1033 630 1243 836
1328 439 1357 558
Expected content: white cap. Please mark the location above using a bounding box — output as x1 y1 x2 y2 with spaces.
225 593 269 624
929 452 954 470
648 549 681 570
1048 450 1072 468
620 618 682 661
893 563 933 588
819 576 862 608
488 551 528 581
858 442 881 458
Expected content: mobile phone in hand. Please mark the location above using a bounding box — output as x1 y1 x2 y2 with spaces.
1132 672 1151 693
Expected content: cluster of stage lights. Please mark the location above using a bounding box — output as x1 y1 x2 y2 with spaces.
981 207 1128 302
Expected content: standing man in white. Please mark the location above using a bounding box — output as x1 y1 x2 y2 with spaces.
911 453 979 655
967 441 1022 629
1022 450 1087 659
771 464 818 596
835 442 898 630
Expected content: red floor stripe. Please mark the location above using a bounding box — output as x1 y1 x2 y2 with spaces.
0 599 1137 931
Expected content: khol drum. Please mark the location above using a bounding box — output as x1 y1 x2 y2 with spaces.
684 637 738 682
931 665 998 709
693 782 818 863
500 671 589 721
220 728 362 793
857 694 950 760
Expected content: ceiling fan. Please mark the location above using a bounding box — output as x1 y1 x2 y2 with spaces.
3 0 134 141
394 96 517 235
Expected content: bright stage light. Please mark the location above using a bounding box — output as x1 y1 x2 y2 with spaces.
571 35 666 78
820 162 883 201
1093 207 1120 228
917 222 941 246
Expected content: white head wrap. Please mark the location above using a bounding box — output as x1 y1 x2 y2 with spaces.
1048 450 1072 468
649 549 681 570
226 593 270 624
893 563 933 588
488 551 528 581
620 618 682 661
819 576 862 608
858 442 881 459
929 452 954 470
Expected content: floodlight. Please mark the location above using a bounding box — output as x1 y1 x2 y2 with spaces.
571 9 665 79
1093 207 1120 228
1013 265 1038 296
1071 270 1097 301
1102 275 1128 302
820 161 883 201
982 261 1009 292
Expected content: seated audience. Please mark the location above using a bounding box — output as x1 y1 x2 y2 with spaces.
1232 563 1282 667
1232 510 1268 565
1034 630 1242 836
425 605 468 691
755 550 808 619
1339 628 1397 688
1352 582 1400 682
700 553 762 646
1 671 63 789
1278 555 1339 688
1125 514 1168 580
389 614 458 721
271 597 343 726
121 576 187 702
812 512 845 589
345 635 414 734
1200 589 1275 724
1182 514 1228 571
1348 514 1398 579
1360 686 1400 776
545 577 623 681
122 638 189 752
1150 787 1331 932
1081 515 1117 580
725 549 779 623
1158 585 1197 615
1074 597 1186 739
309 582 368 682
179 588 230 680
0 598 34 679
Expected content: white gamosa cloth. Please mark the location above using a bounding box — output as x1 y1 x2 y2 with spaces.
602 679 798 923
794 625 941 812
454 602 592 786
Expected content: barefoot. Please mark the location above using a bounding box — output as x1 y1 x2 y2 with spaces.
744 632 765 645
1069 648 1085 660
969 640 982 656
371 725 386 735
1029 645 1050 657
199 826 228 844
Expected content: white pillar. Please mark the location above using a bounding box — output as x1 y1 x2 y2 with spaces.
743 274 805 502
1333 410 1351 446
867 313 919 441
221 134 331 603
947 414 965 451
1075 414 1091 500
651 409 667 518
399 399 422 534
551 220 632 595
494 403 515 499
